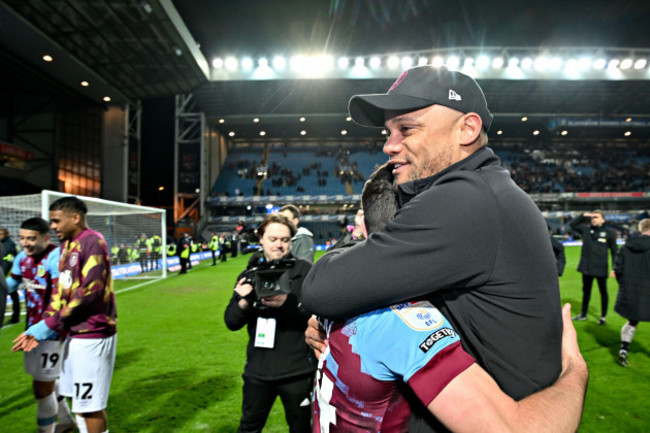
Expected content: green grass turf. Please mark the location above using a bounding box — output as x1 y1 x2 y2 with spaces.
1 247 649 432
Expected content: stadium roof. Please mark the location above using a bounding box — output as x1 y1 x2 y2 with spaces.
2 0 650 141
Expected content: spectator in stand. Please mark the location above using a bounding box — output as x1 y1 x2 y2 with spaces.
613 218 650 367
570 211 618 324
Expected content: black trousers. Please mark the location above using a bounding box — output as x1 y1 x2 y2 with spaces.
580 274 608 317
179 257 188 274
9 290 20 320
238 373 313 433
211 250 217 265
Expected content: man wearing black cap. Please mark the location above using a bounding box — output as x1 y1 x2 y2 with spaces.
301 65 587 432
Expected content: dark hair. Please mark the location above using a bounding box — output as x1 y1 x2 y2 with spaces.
361 162 397 235
49 196 88 215
280 204 300 219
257 213 296 239
20 217 50 234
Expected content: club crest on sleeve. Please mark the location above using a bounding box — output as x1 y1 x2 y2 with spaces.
391 300 443 330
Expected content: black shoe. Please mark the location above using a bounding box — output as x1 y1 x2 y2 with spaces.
618 351 628 367
597 316 607 325
572 315 587 321
10 316 20 324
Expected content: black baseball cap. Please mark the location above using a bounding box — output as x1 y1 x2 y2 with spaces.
349 65 493 132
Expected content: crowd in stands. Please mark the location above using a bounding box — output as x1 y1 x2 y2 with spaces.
212 140 650 198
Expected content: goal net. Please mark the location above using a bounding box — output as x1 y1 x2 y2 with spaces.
0 190 167 281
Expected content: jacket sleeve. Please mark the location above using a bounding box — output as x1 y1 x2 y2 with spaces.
301 173 500 320
613 247 625 280
224 270 255 331
608 230 618 264
569 214 588 234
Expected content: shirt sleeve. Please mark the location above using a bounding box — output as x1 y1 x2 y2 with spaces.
353 301 475 405
301 172 499 320
9 251 25 279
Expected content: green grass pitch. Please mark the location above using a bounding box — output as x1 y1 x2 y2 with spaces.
1 246 648 432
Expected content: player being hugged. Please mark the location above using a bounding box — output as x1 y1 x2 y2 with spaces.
13 196 117 433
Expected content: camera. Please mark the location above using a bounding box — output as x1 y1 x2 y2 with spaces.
241 257 296 304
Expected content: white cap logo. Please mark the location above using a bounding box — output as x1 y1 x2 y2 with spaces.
449 89 462 101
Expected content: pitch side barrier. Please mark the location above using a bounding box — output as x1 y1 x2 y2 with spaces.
111 251 216 279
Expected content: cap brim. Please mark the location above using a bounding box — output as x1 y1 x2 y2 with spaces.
349 94 435 127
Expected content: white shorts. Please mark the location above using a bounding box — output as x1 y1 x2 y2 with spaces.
24 340 63 381
58 335 117 413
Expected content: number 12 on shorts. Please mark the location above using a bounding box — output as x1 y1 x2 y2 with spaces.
75 382 93 400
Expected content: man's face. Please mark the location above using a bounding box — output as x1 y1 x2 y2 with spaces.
18 229 49 256
590 213 605 227
49 209 78 241
383 105 464 185
0 229 7 240
260 222 291 261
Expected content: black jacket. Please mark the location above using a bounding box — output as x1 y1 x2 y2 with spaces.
224 255 316 381
551 235 566 276
570 215 617 277
1 236 17 274
301 147 562 431
614 234 650 321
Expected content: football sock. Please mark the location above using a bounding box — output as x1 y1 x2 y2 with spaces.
56 394 74 424
76 414 89 433
36 393 57 433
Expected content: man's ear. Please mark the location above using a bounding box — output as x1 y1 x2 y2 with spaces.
458 113 482 146
72 212 82 225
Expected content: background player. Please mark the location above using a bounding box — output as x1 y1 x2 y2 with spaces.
13 196 117 433
6 217 75 433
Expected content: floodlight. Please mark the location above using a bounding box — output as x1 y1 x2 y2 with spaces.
507 57 519 68
593 58 607 70
338 57 349 68
241 57 253 70
225 57 238 70
476 55 490 70
634 59 647 69
42 55 53 62
345 116 352 122
300 130 307 136
492 57 504 69
228 131 235 137
533 130 540 136
521 116 528 122
103 96 111 102
561 130 568 136
446 56 460 69
550 57 563 70
534 56 548 71
521 57 533 69
418 57 428 66
258 58 268 68
578 58 592 70
341 130 347 135
620 58 633 69
608 59 620 69
387 56 399 69
212 58 224 69
565 59 579 72
369 57 381 68
401 56 414 68
259 131 266 136
496 130 503 135
355 57 365 67
253 118 260 123
463 57 474 68
273 56 286 70
299 117 306 122
218 119 225 124
432 56 444 67
624 131 632 137
81 81 89 87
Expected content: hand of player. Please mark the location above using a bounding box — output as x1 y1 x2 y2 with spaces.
11 332 40 352
260 293 288 308
559 303 588 380
305 315 328 358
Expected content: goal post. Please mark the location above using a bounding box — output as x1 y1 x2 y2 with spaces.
0 190 167 280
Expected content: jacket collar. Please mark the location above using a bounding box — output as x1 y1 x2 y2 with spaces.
396 147 500 206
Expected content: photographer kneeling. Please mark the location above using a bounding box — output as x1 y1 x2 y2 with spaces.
225 213 317 433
